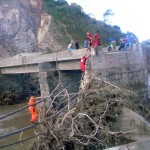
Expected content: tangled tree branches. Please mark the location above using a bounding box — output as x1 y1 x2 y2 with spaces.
29 77 150 150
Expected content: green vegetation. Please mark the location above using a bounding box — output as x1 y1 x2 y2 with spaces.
43 0 126 47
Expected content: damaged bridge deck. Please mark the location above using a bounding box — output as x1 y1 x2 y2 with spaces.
0 48 90 74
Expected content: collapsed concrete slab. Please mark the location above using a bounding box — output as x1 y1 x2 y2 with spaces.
105 138 150 150
105 107 150 150
116 107 150 141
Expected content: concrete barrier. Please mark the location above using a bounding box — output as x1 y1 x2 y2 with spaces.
105 138 150 150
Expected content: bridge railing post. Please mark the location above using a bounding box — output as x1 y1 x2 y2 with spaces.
91 46 103 55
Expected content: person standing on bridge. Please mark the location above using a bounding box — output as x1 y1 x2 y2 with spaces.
75 39 80 50
84 38 88 48
86 32 93 44
118 36 126 51
68 41 75 51
92 31 101 48
28 96 40 124
124 34 136 51
109 37 116 52
86 32 93 51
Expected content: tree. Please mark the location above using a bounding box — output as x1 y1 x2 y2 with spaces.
113 25 121 31
103 9 114 24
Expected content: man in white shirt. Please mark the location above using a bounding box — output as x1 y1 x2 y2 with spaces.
68 41 75 51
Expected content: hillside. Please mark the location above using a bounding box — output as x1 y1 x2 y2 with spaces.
0 0 137 56
0 0 42 57
43 0 123 48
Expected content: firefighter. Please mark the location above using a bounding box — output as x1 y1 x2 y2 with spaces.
86 32 93 43
92 31 101 48
86 32 93 51
28 96 39 123
80 55 91 73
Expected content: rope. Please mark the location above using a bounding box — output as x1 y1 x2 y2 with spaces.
0 123 37 140
0 81 81 120
0 97 77 140
0 99 45 120
0 133 43 149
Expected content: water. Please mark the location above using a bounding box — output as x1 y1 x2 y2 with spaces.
0 103 34 150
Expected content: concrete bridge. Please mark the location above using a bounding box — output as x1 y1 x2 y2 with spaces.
0 49 90 74
0 45 150 150
0 44 147 98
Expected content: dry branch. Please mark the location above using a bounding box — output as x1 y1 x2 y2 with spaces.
29 77 150 150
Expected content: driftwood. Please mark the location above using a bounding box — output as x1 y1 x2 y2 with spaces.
29 77 150 150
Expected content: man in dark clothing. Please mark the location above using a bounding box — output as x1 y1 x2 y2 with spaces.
118 36 126 51
75 39 79 50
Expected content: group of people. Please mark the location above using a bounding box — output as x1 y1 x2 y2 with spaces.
79 31 101 76
84 31 101 51
118 34 135 51
68 31 101 51
28 32 101 124
28 33 136 124
108 34 136 52
79 31 101 77
68 39 80 51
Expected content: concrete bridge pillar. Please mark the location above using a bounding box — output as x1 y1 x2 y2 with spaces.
38 62 50 97
38 71 50 97
38 71 50 121
91 46 103 55
38 62 51 120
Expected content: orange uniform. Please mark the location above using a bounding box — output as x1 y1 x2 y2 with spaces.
92 32 100 48
28 96 38 123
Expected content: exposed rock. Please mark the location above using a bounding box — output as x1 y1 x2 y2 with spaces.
37 13 66 54
116 107 150 141
105 138 150 150
0 0 42 57
0 0 66 57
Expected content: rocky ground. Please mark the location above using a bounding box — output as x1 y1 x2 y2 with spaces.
0 0 64 58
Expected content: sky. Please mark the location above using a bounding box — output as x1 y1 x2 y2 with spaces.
66 0 150 42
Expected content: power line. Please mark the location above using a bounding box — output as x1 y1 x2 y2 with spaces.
0 99 45 120
0 97 77 140
0 81 81 120
0 133 43 149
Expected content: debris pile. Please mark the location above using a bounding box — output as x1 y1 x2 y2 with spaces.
29 77 150 150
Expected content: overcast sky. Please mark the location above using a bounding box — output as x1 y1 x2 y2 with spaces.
66 0 150 42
